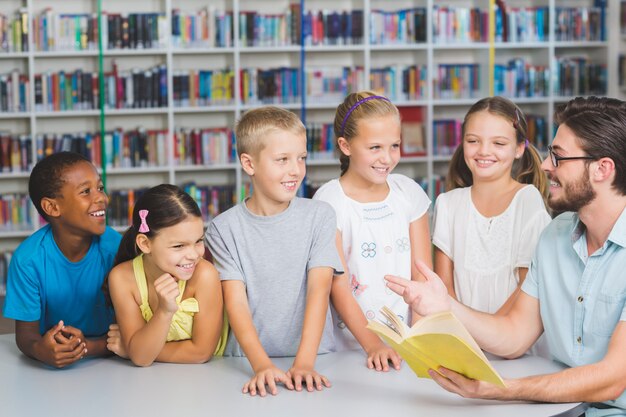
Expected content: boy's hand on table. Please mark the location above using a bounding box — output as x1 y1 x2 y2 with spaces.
287 365 331 392
244 365 294 397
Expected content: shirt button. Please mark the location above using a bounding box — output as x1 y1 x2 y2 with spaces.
577 296 584 302
577 336 582 343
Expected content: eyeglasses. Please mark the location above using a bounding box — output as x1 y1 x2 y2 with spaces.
547 145 595 168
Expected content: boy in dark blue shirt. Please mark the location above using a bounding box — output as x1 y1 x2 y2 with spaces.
3 152 121 367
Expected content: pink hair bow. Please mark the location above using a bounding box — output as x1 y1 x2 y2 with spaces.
138 209 150 233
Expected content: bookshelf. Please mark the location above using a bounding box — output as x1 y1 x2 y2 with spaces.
0 0 621 293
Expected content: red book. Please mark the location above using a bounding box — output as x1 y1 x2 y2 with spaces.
193 129 202 165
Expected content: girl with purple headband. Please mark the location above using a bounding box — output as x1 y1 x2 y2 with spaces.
313 91 432 371
432 96 549 355
105 184 227 366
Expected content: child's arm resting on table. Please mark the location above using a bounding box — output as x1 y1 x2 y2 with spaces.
222 279 294 397
153 261 224 363
289 266 334 391
108 263 176 367
331 232 401 371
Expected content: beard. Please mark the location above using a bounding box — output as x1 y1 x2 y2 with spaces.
548 170 596 213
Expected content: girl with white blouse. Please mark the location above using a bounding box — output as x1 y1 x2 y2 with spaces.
433 97 550 324
314 91 432 371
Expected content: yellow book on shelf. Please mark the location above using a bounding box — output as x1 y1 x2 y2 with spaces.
367 306 506 387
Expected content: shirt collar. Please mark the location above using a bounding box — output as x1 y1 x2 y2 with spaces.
570 206 626 248
607 206 626 248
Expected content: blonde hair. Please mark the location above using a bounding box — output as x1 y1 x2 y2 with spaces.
334 91 400 176
447 96 549 203
235 106 306 157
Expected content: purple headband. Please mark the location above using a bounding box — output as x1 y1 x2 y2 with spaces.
340 95 391 137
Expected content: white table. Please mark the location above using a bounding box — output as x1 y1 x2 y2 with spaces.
0 334 586 417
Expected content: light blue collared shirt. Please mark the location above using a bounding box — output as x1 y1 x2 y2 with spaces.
522 208 626 416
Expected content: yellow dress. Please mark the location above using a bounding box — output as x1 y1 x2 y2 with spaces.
132 255 227 356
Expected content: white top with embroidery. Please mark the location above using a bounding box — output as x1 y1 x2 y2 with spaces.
432 185 551 313
314 174 430 350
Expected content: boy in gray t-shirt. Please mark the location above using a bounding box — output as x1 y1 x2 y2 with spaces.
205 106 343 397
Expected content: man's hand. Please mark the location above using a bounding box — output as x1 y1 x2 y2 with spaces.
428 367 508 400
385 261 451 316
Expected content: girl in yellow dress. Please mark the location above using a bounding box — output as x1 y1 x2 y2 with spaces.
106 184 227 366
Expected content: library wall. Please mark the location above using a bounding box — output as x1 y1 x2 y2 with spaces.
0 0 619 295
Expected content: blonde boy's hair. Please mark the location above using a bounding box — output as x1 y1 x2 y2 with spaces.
235 106 306 157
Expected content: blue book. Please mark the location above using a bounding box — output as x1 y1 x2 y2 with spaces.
595 0 607 40
159 65 167 106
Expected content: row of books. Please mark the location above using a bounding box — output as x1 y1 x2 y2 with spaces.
306 123 334 161
34 69 99 112
432 6 488 44
0 194 32 232
172 8 232 49
433 64 481 100
240 65 427 106
173 69 235 107
173 128 236 167
494 59 550 98
306 67 365 103
31 10 169 52
104 62 168 110
0 134 32 173
1 125 237 173
238 6 300 48
32 10 99 52
370 65 427 102
102 12 168 51
0 9 28 52
370 8 426 45
433 115 548 156
1 4 611 53
32 63 168 112
108 183 236 227
240 7 366 48
0 70 29 112
494 3 548 43
300 9 364 47
4 61 608 115
553 57 606 97
239 67 300 105
554 6 606 42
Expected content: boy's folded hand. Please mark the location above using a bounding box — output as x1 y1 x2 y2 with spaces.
38 321 85 368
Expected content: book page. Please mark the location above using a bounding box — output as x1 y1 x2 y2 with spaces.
408 311 487 362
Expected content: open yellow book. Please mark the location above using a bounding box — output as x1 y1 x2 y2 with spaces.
366 306 506 387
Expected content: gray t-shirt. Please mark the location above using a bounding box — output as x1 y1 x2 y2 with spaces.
205 197 343 357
